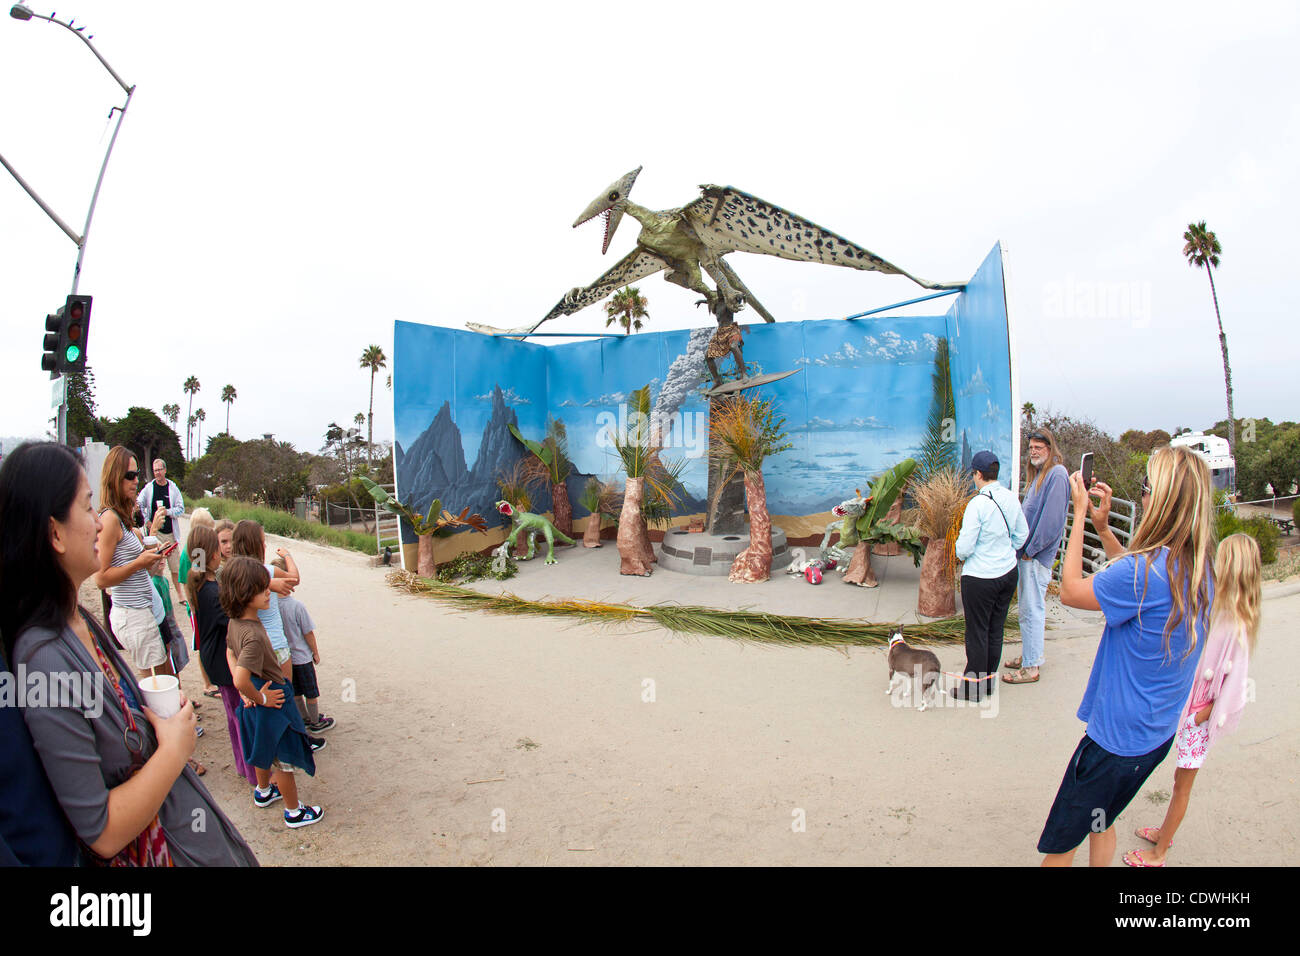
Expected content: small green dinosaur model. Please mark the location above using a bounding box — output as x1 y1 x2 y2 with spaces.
492 500 575 566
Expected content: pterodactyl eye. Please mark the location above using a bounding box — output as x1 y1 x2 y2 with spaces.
608 191 619 201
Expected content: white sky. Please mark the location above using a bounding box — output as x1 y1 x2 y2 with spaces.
2 1 1297 456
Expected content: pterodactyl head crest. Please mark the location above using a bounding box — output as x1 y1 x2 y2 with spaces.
572 166 641 254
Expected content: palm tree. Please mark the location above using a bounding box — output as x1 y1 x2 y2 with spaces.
709 395 792 582
1183 221 1234 456
187 413 197 458
162 403 180 431
195 408 206 455
604 286 648 335
359 345 387 469
183 376 200 459
221 384 237 435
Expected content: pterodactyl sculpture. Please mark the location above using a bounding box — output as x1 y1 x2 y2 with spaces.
467 167 962 341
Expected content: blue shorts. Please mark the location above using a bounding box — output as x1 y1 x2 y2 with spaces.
1037 733 1173 854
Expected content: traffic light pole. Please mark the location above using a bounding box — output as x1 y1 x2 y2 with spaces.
3 6 134 444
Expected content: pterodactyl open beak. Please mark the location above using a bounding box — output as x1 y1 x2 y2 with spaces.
572 166 641 254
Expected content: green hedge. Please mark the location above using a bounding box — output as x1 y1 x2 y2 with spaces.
192 497 383 556
1216 508 1279 565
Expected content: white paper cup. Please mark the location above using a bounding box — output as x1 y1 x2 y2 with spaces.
140 674 181 718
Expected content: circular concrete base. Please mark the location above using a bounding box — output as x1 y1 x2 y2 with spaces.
658 527 792 576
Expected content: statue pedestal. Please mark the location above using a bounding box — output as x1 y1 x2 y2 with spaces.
659 526 792 577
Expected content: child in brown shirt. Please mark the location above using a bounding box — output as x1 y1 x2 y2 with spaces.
220 556 324 829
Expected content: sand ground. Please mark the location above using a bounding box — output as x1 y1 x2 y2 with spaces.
152 528 1298 866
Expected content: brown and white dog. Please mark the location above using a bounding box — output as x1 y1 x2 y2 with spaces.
886 629 942 711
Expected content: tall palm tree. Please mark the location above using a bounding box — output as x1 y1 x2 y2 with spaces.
195 408 206 456
604 286 648 335
221 384 237 435
187 413 197 458
183 376 200 459
1183 221 1234 456
359 345 387 469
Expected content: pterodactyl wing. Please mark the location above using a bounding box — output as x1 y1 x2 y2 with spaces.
683 185 963 290
538 248 670 325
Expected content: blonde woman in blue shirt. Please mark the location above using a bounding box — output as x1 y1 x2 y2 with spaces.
953 451 1029 700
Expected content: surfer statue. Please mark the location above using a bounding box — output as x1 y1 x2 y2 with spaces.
699 296 748 394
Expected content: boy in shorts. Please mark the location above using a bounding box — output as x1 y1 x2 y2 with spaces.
272 557 335 733
221 556 324 829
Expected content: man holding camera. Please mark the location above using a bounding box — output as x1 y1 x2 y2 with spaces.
137 457 186 599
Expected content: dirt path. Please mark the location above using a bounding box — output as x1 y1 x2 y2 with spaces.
104 534 1299 866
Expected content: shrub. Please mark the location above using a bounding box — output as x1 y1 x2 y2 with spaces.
1214 508 1278 565
193 497 379 555
1239 517 1279 565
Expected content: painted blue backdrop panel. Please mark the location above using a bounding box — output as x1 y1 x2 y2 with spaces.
393 243 1014 534
945 243 1013 488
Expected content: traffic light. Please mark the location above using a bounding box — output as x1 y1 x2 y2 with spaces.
39 295 93 376
41 310 62 374
60 294 91 373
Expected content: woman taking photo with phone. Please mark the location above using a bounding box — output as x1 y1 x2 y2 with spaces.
96 445 172 679
1038 444 1214 867
0 442 256 866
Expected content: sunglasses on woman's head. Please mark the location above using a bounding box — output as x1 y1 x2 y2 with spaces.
1140 476 1150 496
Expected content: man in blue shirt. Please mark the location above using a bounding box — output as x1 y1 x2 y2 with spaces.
1004 430 1070 684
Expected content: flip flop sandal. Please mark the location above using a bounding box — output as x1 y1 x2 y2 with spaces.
187 758 206 777
1123 849 1164 868
1003 657 1022 669
1001 668 1040 684
1134 826 1171 848
203 689 222 699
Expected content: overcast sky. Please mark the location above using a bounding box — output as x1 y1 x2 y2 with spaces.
2 1 1296 457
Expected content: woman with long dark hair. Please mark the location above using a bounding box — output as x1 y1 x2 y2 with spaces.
0 442 256 866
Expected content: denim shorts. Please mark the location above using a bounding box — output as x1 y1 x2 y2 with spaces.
1037 733 1173 854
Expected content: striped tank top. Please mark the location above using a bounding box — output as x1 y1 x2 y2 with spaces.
103 511 155 608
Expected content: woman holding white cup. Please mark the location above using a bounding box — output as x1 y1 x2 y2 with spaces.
0 442 256 866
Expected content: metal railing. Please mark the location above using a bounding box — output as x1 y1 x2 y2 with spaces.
373 483 403 561
1022 493 1138 584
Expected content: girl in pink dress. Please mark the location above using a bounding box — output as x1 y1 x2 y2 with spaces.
1125 533 1262 867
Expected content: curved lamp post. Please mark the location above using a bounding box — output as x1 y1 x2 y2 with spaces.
2 4 135 442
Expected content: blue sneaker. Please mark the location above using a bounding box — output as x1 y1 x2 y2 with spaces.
253 783 282 808
284 804 324 829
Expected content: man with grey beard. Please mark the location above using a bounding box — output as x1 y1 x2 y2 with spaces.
1005 430 1070 684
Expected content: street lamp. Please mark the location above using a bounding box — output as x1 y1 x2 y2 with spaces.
2 6 135 443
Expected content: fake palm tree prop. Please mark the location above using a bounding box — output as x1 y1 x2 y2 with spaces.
709 395 792 582
1182 221 1234 456
605 285 648 335
578 476 620 548
836 459 923 587
910 466 973 616
608 384 683 575
509 419 574 536
220 385 237 435
360 345 387 468
359 475 487 576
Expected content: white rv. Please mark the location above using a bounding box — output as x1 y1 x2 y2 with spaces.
1169 431 1235 492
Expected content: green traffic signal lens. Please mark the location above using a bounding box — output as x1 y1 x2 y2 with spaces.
65 345 80 363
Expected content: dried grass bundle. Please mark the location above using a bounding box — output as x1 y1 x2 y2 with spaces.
386 570 1017 649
